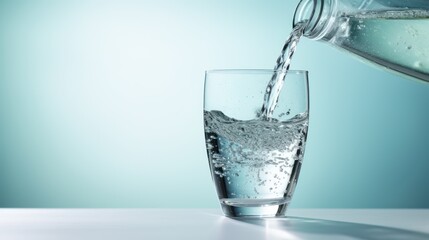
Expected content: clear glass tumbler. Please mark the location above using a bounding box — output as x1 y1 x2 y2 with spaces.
204 69 309 217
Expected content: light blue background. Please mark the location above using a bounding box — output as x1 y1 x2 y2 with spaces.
0 0 428 208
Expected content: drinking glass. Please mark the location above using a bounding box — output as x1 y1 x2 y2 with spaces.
203 69 309 217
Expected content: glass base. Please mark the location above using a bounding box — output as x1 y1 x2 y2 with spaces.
220 198 290 217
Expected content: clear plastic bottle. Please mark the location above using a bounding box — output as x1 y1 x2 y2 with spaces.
293 0 429 82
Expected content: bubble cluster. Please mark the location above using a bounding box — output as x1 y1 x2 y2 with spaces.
204 110 308 199
355 9 429 19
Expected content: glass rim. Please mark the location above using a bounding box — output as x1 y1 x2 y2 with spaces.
205 69 308 75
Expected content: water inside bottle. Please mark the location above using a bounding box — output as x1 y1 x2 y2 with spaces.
332 9 429 82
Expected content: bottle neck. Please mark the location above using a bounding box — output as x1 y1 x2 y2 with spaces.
293 0 337 40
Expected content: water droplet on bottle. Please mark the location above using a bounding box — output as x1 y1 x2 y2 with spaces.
414 61 423 68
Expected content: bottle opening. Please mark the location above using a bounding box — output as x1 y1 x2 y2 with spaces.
293 0 316 27
293 0 325 38
293 0 337 40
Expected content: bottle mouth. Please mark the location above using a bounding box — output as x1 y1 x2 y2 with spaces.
293 0 337 40
293 0 321 36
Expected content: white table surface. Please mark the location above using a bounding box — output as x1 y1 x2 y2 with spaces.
0 209 428 240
